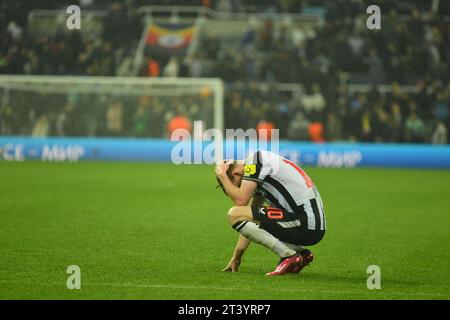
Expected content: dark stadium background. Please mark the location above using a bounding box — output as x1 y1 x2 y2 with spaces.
1 0 449 142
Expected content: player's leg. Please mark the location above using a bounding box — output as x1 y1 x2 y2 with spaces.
282 242 306 253
280 242 311 272
287 197 326 273
281 239 314 273
249 206 316 274
227 206 296 259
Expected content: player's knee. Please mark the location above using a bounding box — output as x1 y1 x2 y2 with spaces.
227 206 244 225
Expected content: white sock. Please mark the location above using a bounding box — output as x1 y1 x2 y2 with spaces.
234 221 296 258
283 242 306 253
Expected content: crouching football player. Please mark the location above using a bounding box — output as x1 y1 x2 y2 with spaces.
215 151 326 276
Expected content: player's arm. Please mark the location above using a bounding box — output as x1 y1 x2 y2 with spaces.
222 234 250 272
250 194 266 206
222 193 266 272
215 162 257 206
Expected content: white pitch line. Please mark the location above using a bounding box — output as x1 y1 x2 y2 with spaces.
0 280 448 298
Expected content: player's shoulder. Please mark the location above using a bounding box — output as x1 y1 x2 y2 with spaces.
245 150 279 164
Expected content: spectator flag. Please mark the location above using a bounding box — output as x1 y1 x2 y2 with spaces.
146 23 195 56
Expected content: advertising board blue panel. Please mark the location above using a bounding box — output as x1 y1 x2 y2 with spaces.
1 137 449 169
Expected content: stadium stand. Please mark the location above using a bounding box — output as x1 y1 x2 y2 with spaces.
0 0 449 143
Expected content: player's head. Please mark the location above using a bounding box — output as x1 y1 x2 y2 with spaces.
227 162 245 187
216 160 245 195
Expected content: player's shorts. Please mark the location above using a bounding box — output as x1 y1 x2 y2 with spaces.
251 198 326 246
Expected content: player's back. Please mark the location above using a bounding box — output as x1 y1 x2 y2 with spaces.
243 151 317 212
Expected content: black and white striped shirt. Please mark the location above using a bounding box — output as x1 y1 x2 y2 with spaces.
242 151 326 231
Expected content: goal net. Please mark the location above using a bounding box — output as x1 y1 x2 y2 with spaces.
0 75 224 138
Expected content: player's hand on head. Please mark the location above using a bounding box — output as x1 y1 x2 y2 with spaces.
215 160 232 178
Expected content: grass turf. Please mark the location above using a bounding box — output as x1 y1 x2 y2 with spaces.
0 161 449 300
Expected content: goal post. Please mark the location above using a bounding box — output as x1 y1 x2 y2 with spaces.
0 75 224 138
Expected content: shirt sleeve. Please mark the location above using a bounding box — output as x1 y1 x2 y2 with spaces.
242 151 271 183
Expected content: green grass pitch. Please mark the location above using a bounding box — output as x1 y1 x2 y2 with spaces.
0 161 449 300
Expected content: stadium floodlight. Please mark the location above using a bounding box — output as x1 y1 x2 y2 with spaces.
0 75 224 138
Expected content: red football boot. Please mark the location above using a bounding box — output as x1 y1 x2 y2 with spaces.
291 249 314 274
266 254 303 276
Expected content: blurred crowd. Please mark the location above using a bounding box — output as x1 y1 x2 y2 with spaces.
0 1 142 76
0 0 449 143
0 92 213 138
185 0 450 143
